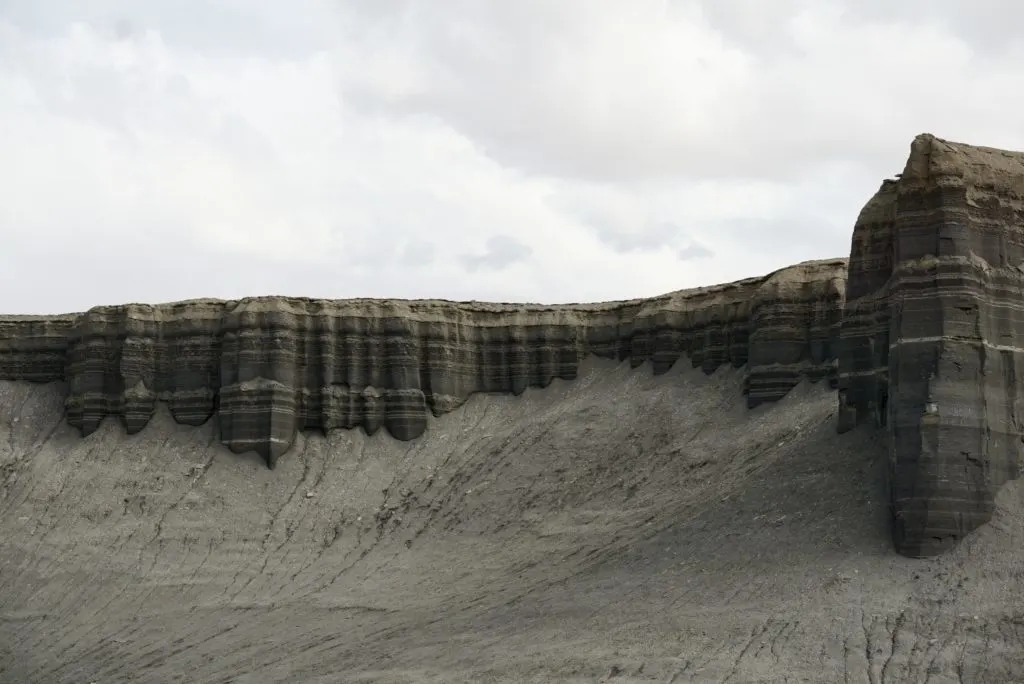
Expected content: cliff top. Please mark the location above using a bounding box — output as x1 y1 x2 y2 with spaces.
0 258 847 322
7 132 1023 324
904 133 1024 196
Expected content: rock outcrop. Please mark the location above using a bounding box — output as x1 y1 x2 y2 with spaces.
4 133 1024 559
0 260 846 467
839 134 1024 556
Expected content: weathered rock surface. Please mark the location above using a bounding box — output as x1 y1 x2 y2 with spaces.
0 260 846 467
4 133 1024 560
839 134 1024 556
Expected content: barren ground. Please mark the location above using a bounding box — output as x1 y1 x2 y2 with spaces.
2 358 1023 683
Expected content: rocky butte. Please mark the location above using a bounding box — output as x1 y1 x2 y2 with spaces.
1 133 1022 559
838 134 1024 557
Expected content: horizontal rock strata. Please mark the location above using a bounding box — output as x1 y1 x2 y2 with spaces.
0 260 846 467
4 133 1024 560
839 134 1024 557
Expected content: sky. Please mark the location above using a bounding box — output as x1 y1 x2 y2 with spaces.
2 0 1023 313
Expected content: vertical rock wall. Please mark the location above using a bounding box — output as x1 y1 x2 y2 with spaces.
839 134 1024 556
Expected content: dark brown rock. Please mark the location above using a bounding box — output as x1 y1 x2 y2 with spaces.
0 261 845 468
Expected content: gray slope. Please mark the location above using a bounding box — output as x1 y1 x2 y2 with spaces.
1 358 1023 683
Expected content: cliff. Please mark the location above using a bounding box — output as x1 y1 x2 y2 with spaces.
4 133 1024 559
0 260 846 468
839 134 1024 557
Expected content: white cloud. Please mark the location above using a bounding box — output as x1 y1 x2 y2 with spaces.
1 1 1023 313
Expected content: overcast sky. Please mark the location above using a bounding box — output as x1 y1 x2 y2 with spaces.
2 0 1023 313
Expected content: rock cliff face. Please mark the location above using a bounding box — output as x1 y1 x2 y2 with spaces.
839 134 1024 556
0 260 846 467
4 133 1024 559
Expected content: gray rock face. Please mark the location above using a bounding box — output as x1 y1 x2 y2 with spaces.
839 134 1024 557
0 261 845 468
4 133 1024 559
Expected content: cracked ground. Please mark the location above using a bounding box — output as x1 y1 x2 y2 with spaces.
1 358 1023 683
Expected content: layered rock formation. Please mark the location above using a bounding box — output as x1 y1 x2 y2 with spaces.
839 134 1024 556
4 133 1024 559
0 260 845 467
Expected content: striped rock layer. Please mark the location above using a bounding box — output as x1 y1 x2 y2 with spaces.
3 133 1023 559
838 134 1024 557
0 260 845 468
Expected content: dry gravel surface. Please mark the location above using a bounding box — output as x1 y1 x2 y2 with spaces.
1 358 1023 683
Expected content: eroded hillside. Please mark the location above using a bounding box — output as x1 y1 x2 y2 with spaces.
4 133 1024 682
3 361 1023 682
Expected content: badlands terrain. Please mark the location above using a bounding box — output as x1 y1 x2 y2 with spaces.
2 134 1024 682
3 361 1024 683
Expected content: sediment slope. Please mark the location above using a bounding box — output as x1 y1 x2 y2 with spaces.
3 362 1024 683
0 260 846 468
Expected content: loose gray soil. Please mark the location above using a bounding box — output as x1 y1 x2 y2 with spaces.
1 358 1023 683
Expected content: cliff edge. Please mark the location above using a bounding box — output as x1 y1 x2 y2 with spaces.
2 133 1023 558
0 260 845 468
